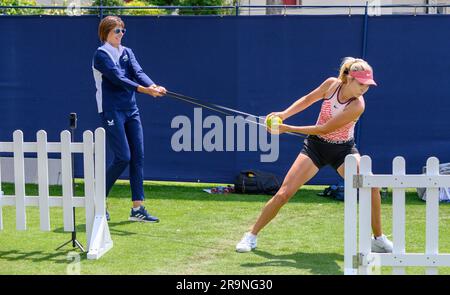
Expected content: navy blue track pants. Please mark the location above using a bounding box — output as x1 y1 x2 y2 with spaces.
101 109 145 201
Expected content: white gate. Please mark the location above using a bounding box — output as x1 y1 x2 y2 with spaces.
0 128 112 260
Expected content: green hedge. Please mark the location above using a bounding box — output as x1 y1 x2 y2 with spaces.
0 0 44 15
0 0 232 15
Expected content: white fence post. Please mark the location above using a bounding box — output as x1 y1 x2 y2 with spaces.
358 156 372 275
87 128 113 260
83 130 95 250
344 154 358 275
392 156 406 275
61 130 74 232
425 157 439 275
37 130 51 231
94 128 106 217
13 130 26 231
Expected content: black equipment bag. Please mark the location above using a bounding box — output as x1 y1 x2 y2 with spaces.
234 170 281 195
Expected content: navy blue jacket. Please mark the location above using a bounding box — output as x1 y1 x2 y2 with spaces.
92 43 154 113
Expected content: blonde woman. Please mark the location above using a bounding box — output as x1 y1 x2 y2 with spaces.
236 57 393 253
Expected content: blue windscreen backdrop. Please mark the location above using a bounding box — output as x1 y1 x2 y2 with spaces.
1 15 449 184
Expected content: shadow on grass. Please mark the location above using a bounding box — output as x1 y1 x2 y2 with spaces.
128 232 229 250
107 221 139 236
53 221 138 237
107 184 346 204
241 249 343 275
0 249 84 264
53 224 88 234
108 183 425 205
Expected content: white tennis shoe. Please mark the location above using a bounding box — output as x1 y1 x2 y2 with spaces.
236 232 257 253
371 234 393 253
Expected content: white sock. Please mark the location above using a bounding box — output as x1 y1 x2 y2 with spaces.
248 232 257 239
132 206 141 211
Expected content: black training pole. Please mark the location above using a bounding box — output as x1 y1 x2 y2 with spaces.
56 113 85 252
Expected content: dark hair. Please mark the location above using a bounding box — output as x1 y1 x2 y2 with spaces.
98 16 125 42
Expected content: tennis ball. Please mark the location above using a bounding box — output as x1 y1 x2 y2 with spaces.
266 115 283 128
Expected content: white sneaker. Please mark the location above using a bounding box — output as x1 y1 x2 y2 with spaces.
236 232 257 253
371 234 393 253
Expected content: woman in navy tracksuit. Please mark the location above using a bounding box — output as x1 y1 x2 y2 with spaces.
92 16 166 222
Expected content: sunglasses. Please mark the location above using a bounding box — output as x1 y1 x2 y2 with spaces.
113 28 126 34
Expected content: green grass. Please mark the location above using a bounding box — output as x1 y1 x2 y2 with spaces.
1 180 450 275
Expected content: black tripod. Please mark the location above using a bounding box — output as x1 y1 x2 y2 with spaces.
56 113 85 252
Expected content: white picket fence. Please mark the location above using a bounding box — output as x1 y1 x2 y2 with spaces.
0 128 112 260
344 154 450 275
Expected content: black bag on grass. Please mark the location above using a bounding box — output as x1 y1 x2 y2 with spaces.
234 170 281 195
318 184 345 201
